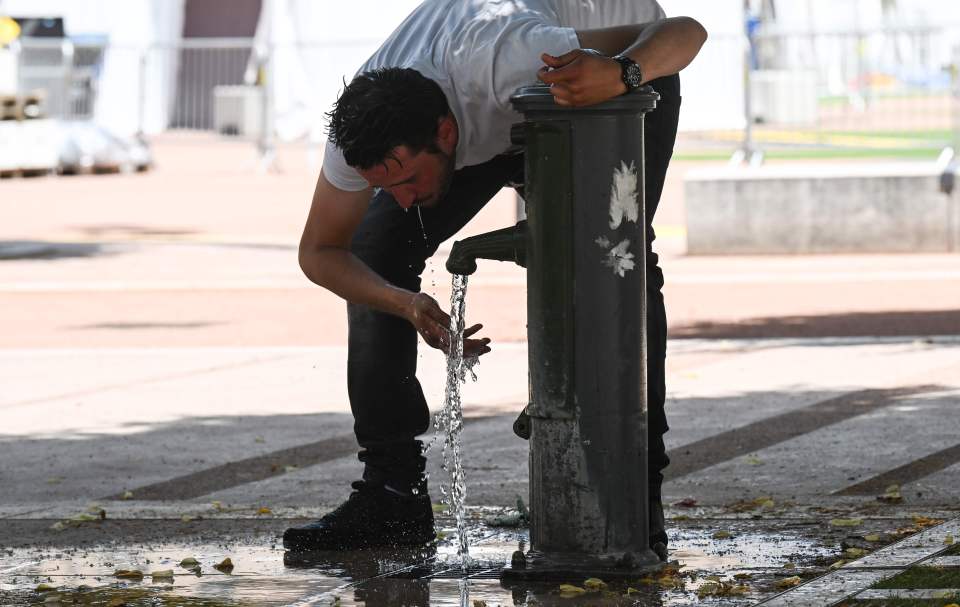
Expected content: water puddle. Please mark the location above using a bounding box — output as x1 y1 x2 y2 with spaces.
0 524 834 606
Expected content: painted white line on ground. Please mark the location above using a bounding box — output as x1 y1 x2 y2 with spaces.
758 517 960 606
927 555 960 566
855 588 960 599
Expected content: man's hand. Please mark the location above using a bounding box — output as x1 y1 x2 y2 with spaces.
538 49 626 107
406 292 492 357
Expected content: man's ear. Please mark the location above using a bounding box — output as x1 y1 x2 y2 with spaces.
436 113 457 152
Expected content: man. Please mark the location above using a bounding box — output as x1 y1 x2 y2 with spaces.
284 0 706 559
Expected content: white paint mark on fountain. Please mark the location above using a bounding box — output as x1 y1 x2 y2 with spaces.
608 160 639 229
602 239 636 277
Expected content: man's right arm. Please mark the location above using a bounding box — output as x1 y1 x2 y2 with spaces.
298 169 414 319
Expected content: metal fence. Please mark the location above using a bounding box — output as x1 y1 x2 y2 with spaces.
9 27 960 163
686 25 960 161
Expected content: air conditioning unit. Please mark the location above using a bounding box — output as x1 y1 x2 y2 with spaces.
212 85 263 137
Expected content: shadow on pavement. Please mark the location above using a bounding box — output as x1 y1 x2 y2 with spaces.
672 309 960 339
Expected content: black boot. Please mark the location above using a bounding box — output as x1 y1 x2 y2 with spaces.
650 497 668 562
283 481 435 551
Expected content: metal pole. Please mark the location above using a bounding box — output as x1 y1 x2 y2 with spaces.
734 0 761 165
137 47 147 137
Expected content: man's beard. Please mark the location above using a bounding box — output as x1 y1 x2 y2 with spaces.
418 150 455 208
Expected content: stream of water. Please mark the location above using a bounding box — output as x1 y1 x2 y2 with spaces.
435 273 472 570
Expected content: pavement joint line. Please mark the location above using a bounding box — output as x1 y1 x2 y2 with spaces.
835 441 960 496
0 352 297 411
757 516 960 606
664 384 944 481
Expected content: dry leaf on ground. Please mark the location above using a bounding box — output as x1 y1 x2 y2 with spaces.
775 576 802 589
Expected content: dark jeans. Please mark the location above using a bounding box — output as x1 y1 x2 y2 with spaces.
347 75 681 498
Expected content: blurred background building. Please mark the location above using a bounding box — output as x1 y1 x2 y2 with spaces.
1 0 959 167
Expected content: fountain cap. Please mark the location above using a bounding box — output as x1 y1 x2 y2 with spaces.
510 84 658 116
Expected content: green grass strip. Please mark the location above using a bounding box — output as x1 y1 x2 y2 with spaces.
874 566 960 590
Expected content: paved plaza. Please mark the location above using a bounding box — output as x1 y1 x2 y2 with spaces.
1 136 959 605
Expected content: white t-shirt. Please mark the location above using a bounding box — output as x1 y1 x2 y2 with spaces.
323 0 666 192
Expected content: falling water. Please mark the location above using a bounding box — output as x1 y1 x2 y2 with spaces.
435 273 472 569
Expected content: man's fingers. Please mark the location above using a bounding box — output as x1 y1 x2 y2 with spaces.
464 338 492 357
541 50 580 68
463 323 484 338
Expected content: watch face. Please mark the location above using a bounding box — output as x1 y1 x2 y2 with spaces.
626 63 642 89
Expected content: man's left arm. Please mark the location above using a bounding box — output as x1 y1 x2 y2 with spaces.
538 17 707 107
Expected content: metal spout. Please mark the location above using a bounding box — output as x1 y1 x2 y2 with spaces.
445 220 527 275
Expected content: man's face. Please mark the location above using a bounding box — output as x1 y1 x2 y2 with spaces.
357 145 455 209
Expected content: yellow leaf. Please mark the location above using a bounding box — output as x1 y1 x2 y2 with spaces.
672 514 690 521
775 576 802 589
829 518 862 527
114 569 144 579
254 436 265 443
783 562 796 569
945 533 955 545
746 455 763 465
179 557 199 568
864 534 882 542
181 515 196 523
626 587 640 595
558 584 586 597
712 530 732 539
583 578 607 591
214 557 234 573
257 507 272 515
151 569 174 580
734 573 752 580
637 576 655 586
843 547 867 558
211 501 223 511
36 583 57 592
49 521 65 532
121 491 134 500
829 560 847 570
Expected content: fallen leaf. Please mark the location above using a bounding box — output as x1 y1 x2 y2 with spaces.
637 576 656 586
745 455 763 465
843 547 867 558
877 484 903 503
49 522 65 532
912 515 944 529
114 569 144 579
558 584 586 597
945 533 955 545
829 560 847 570
257 507 272 515
36 583 57 592
214 557 234 573
782 562 796 569
672 514 691 521
46 477 62 485
121 490 134 500
583 578 607 591
775 576 802 589
436 531 447 540
712 530 732 539
673 497 698 508
254 436 265 443
151 569 174 581
472 601 487 607
864 534 882 542
69 513 98 523
179 557 199 569
211 501 223 511
698 580 748 598
733 573 753 580
830 518 863 527
283 465 299 473
943 603 959 607
626 587 640 595
181 515 196 523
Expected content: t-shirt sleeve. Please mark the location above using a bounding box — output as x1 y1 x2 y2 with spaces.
321 139 369 192
490 22 580 109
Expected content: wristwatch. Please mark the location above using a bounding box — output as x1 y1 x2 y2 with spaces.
612 54 643 92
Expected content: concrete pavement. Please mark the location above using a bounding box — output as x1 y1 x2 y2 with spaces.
2 135 960 605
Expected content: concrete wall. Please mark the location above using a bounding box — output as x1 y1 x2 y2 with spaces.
684 163 960 254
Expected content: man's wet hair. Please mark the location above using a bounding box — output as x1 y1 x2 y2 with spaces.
326 67 450 170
